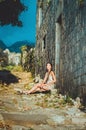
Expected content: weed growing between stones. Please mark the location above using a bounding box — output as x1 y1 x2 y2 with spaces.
35 93 74 109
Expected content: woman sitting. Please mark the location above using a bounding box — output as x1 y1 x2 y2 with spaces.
23 63 56 94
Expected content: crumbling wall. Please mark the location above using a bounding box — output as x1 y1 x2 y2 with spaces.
60 0 86 104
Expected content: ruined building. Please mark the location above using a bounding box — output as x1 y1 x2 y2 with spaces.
36 0 86 104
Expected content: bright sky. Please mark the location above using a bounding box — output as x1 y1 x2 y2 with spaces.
0 0 36 46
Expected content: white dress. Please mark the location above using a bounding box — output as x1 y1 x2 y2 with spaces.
46 75 55 90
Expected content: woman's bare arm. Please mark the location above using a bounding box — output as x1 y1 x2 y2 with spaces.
52 71 56 83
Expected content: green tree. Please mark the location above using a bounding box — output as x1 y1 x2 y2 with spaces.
0 0 27 26
21 45 35 76
0 48 8 66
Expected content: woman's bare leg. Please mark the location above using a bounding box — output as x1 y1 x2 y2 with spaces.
32 85 50 93
29 85 50 94
30 88 41 93
23 83 41 94
42 86 50 91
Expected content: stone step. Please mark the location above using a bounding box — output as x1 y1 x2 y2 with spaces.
1 112 48 125
12 125 29 130
0 112 86 130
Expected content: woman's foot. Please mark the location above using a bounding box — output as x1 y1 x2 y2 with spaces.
22 91 30 95
17 90 31 95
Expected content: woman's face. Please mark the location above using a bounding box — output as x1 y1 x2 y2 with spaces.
46 63 52 72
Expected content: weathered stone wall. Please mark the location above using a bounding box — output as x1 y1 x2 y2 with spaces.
36 0 86 104
60 0 86 104
35 0 61 78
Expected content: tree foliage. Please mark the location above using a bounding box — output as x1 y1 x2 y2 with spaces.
21 45 35 76
0 0 27 26
0 48 8 66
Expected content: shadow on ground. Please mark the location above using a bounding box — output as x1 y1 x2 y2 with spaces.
0 69 19 85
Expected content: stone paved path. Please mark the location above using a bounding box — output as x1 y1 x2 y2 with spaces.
0 71 86 130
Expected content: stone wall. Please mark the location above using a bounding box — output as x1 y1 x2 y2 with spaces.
35 0 62 78
36 0 86 104
60 0 86 104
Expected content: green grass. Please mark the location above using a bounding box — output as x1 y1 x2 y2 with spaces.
0 65 23 72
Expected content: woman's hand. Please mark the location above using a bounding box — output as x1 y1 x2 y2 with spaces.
40 83 47 88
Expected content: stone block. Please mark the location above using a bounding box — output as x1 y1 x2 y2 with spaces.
72 117 86 125
51 89 57 94
47 115 65 126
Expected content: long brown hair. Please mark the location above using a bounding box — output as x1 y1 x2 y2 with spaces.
46 63 52 82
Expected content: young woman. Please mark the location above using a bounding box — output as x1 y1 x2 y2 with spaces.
23 63 56 94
